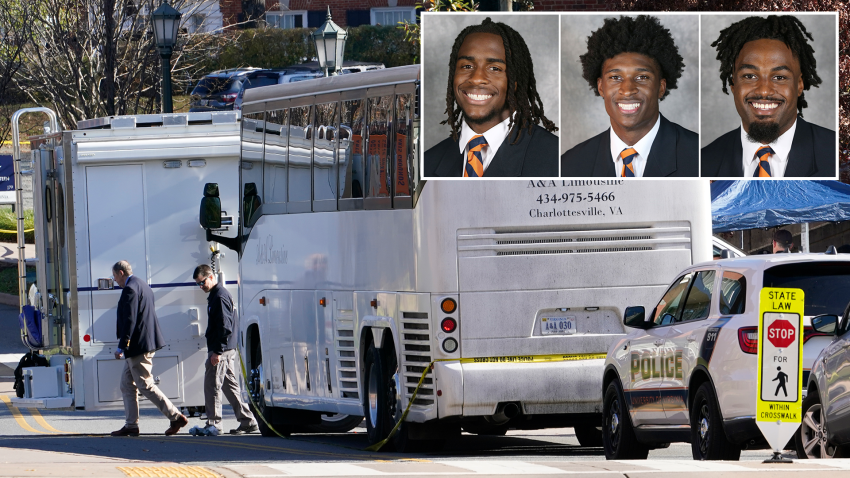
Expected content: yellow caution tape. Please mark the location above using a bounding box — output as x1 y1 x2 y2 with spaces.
364 352 606 451
0 229 34 234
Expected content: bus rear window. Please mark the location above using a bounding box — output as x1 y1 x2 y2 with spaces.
763 262 850 316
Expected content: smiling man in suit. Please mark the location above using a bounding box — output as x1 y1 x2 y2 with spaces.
561 15 698 178
425 17 559 178
702 15 835 178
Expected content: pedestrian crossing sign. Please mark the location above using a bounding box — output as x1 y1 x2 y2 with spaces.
756 287 804 453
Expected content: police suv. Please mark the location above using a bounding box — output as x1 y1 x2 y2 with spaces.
602 252 850 460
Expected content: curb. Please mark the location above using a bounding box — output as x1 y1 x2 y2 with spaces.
0 292 18 307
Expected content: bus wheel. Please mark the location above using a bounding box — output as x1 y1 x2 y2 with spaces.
304 414 364 433
574 425 603 447
690 383 740 461
364 345 395 446
602 381 648 459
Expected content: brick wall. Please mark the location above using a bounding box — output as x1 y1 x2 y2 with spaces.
220 0 242 29
533 0 618 10
224 0 419 29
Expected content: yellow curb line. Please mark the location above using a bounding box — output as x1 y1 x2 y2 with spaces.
30 407 70 434
0 394 52 434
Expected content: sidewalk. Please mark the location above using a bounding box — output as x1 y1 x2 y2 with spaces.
0 448 239 478
0 241 34 265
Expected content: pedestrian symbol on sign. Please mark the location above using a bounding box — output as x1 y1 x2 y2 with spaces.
773 366 788 397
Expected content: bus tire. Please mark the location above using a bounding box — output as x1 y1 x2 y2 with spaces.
690 382 740 461
303 414 363 433
574 425 603 447
363 345 395 447
602 380 648 460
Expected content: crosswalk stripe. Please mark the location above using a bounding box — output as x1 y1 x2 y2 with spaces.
233 459 850 476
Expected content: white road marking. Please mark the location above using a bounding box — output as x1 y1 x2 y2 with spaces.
265 463 380 476
617 459 752 472
444 461 567 474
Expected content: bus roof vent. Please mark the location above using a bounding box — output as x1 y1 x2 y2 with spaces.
76 111 241 130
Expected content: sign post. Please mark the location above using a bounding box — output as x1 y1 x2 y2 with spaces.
756 287 805 463
0 155 15 205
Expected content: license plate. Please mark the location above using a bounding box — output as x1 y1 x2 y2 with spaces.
541 316 576 335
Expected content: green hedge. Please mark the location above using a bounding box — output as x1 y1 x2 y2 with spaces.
209 25 417 72
0 208 34 244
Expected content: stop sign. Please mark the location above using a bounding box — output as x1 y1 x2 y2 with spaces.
767 319 796 348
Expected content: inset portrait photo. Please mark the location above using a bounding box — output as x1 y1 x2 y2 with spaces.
560 14 699 178
421 13 560 178
701 14 838 178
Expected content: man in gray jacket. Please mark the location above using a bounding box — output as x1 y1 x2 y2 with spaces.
111 260 188 437
193 264 258 435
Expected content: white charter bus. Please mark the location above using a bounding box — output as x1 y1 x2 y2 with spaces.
199 64 713 451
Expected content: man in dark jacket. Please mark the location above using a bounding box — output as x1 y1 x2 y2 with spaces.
193 264 257 435
111 260 188 437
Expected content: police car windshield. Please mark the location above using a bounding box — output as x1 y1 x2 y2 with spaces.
763 262 850 316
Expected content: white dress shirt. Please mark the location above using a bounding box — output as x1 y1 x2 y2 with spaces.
457 115 513 175
741 119 796 178
609 115 661 178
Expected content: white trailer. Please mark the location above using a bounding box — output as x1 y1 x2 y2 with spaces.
10 108 240 411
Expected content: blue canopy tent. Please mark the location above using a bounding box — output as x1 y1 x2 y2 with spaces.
711 180 850 251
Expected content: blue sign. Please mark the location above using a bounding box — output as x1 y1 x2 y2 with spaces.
0 155 15 203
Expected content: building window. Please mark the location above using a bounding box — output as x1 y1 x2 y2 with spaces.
266 10 307 29
370 7 416 26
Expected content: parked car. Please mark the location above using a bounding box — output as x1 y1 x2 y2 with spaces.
601 252 848 461
188 68 260 112
232 61 386 111
797 297 850 459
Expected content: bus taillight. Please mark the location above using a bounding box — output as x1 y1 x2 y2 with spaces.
441 318 457 333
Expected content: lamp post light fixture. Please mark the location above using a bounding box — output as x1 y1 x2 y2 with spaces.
311 7 348 77
151 1 182 113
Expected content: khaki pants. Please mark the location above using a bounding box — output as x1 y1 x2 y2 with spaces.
120 351 181 427
204 349 255 428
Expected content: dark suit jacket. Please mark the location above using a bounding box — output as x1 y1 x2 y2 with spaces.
561 115 698 177
116 275 165 357
700 117 836 177
425 124 558 177
205 283 237 354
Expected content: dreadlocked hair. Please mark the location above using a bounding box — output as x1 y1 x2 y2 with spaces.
580 15 684 100
441 17 557 145
711 15 821 115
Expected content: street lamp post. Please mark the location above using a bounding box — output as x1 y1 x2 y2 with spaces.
151 1 182 113
311 7 348 77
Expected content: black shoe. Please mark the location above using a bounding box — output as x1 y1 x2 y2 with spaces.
230 422 259 435
111 426 140 437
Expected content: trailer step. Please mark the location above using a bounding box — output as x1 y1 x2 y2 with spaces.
10 397 73 409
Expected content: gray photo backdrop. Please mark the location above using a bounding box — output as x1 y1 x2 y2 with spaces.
560 14 699 155
701 14 837 148
422 13 561 152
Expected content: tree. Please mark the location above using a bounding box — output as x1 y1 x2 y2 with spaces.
400 1 478 62
13 0 227 130
0 0 31 144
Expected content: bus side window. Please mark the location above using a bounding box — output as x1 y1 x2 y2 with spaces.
393 92 414 208
264 109 288 209
288 105 313 213
366 96 392 206
313 101 338 211
241 112 264 229
339 99 365 209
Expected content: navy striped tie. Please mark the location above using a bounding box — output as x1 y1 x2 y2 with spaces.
753 146 774 177
620 148 637 177
464 135 488 178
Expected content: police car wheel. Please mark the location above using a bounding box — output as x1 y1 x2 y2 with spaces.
690 383 740 461
796 392 836 459
602 381 648 460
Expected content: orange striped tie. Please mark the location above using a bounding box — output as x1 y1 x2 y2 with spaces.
464 135 488 178
620 148 637 177
753 145 774 177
